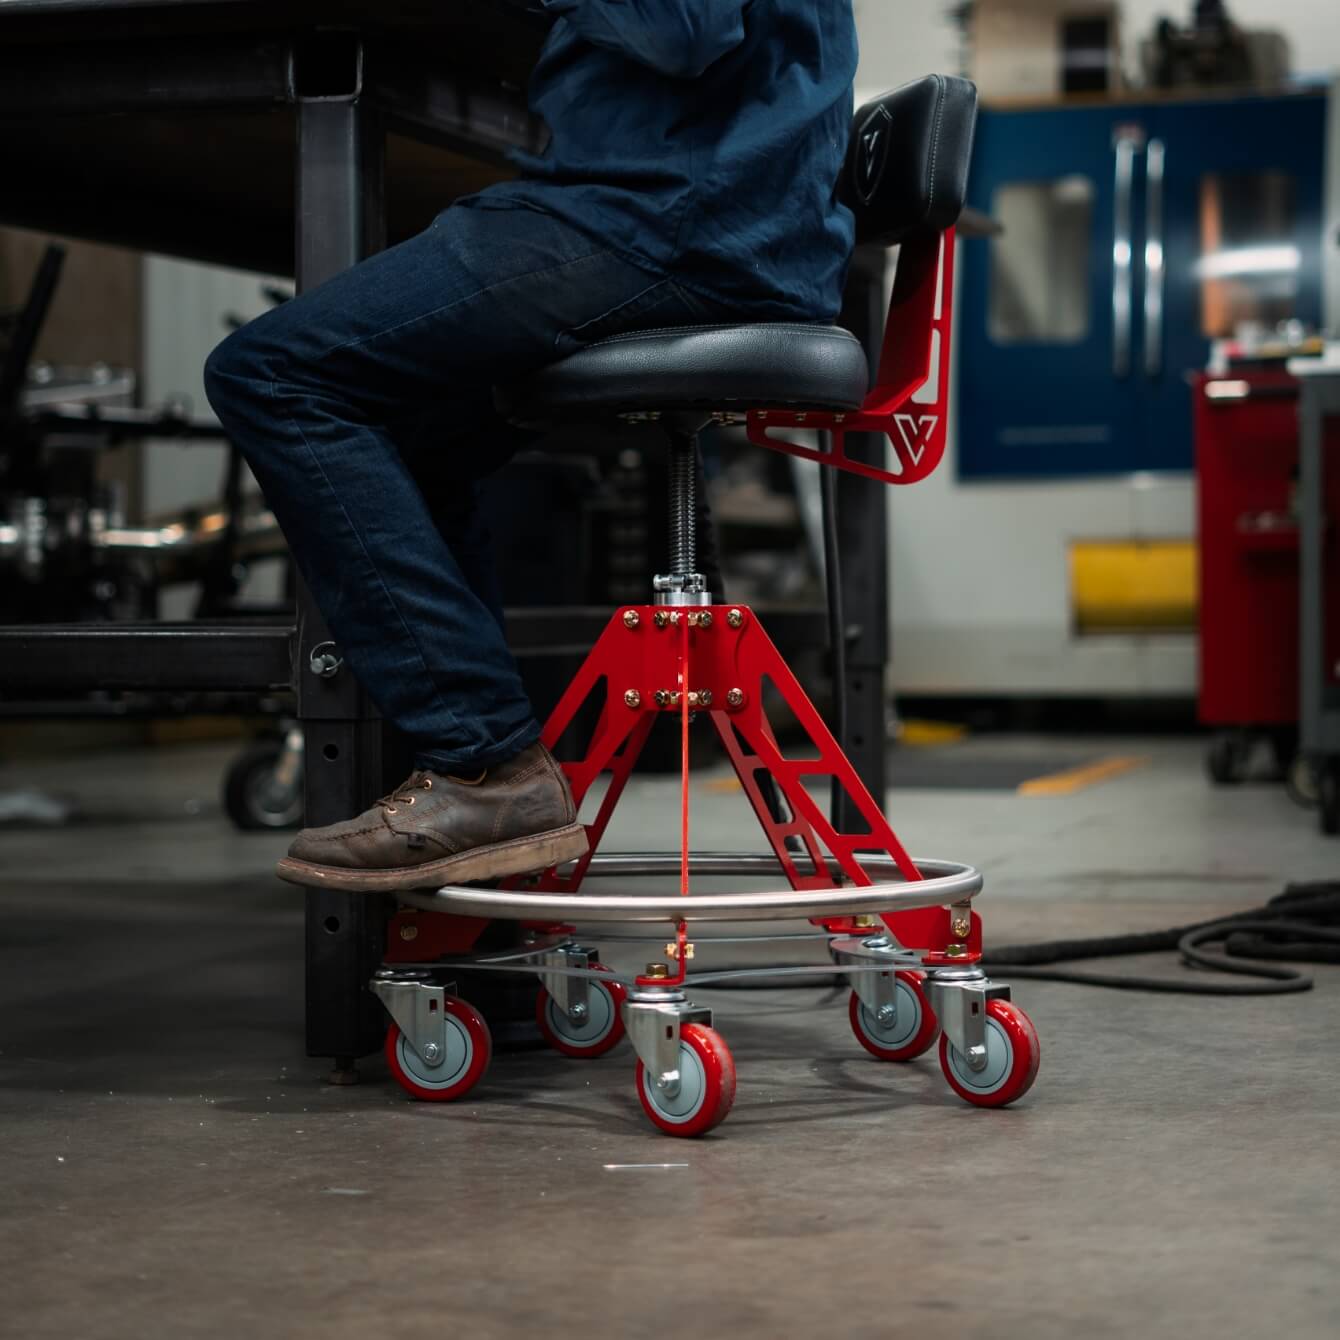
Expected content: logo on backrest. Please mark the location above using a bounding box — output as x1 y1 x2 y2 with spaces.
857 106 893 203
894 414 939 466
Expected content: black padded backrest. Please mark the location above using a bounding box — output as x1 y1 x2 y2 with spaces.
842 75 978 246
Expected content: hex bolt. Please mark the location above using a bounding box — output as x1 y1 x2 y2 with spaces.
569 1002 588 1021
876 1004 896 1026
945 943 969 958
421 1042 442 1063
399 924 419 942
624 689 642 709
699 610 713 629
725 687 745 709
644 962 670 979
654 611 671 629
654 689 676 708
727 609 744 628
623 610 641 628
951 915 972 939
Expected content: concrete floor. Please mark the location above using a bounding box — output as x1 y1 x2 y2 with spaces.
1 737 1337 1339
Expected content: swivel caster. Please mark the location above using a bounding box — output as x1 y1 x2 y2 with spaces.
847 970 940 1061
384 996 491 1102
371 972 492 1103
635 1023 736 1137
536 964 627 1058
938 997 1039 1108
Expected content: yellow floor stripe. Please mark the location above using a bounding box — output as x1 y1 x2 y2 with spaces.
1017 755 1150 796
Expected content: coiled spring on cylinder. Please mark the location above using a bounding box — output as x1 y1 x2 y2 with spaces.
669 437 697 577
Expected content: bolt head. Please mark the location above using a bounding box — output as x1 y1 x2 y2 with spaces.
727 609 744 628
623 609 640 628
952 916 972 938
654 611 670 628
699 611 714 628
399 925 418 942
624 689 642 709
568 1003 588 1021
876 1005 896 1026
421 1042 441 1062
726 687 745 709
644 962 670 980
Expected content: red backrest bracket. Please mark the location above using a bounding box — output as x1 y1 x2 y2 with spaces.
745 226 954 487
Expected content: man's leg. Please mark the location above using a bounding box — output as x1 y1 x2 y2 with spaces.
203 201 705 888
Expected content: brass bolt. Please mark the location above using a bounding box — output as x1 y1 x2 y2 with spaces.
399 924 418 942
852 914 877 929
727 609 744 629
687 611 713 629
665 942 696 960
644 962 670 980
687 690 712 708
623 610 640 628
653 611 671 629
945 943 969 958
654 689 675 708
624 689 642 709
725 687 745 709
951 915 972 939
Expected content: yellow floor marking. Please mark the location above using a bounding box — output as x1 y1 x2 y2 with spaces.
704 777 744 794
1017 755 1150 796
898 718 969 747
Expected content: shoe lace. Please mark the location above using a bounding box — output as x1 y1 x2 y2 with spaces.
378 771 434 815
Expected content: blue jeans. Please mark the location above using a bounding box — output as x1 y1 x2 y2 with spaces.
204 199 733 772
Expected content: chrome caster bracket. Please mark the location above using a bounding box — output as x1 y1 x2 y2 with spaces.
537 943 596 1027
370 969 457 1070
622 988 712 1100
926 967 1010 1073
831 933 912 1031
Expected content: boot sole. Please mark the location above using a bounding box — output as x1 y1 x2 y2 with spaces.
274 823 590 894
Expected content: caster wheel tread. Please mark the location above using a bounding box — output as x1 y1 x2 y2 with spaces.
635 1023 735 1138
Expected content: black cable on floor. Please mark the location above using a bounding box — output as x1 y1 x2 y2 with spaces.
980 884 1340 995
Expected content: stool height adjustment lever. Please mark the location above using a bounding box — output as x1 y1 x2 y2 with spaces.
654 429 709 607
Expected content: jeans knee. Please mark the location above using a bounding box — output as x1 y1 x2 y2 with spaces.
203 326 266 422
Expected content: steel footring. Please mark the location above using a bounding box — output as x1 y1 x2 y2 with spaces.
831 933 907 1028
622 988 713 1100
370 970 457 1070
538 943 594 1024
925 967 1010 1073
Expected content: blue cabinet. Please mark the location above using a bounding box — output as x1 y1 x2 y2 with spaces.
957 92 1327 479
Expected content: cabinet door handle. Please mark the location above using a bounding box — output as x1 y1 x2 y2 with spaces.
1111 128 1141 379
1144 138 1165 378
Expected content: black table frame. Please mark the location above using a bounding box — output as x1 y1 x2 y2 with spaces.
0 13 891 1072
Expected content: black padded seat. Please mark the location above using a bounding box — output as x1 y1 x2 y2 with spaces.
499 323 869 425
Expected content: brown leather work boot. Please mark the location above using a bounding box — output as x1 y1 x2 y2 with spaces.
275 742 588 893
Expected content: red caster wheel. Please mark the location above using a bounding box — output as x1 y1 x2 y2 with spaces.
848 970 940 1061
938 998 1039 1108
536 965 627 1058
384 996 492 1102
635 1023 736 1138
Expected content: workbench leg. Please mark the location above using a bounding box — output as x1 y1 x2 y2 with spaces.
294 43 390 1072
833 246 891 827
